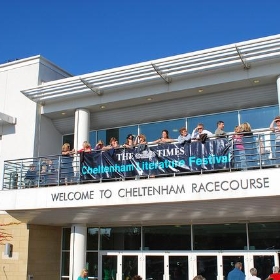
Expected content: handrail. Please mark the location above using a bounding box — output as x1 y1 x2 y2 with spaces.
2 130 279 190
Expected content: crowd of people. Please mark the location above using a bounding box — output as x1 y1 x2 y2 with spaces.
22 116 280 187
76 262 280 280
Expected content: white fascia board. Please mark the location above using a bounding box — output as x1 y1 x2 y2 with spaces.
0 112 17 125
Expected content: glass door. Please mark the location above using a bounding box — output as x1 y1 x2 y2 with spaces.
100 251 279 280
196 255 217 280
168 255 188 280
222 255 244 280
221 252 278 280
145 255 164 280
102 255 117 280
251 253 278 280
101 253 139 280
122 255 138 280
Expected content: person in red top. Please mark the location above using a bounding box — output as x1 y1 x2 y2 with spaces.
269 266 280 280
78 141 92 153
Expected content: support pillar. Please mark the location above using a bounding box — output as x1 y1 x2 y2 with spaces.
74 108 90 152
69 224 87 280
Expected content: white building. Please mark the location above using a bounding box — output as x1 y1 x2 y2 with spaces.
1 34 280 280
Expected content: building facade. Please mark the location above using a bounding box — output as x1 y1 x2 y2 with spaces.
1 35 280 280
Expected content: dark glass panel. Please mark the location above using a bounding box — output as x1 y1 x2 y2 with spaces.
253 255 275 280
61 251 70 277
140 119 185 142
193 223 247 250
100 227 141 250
89 131 97 147
62 134 74 150
143 225 191 250
240 105 279 130
86 252 98 277
169 256 188 280
188 111 238 135
197 256 217 280
87 228 99 250
248 222 280 250
62 228 71 250
222 256 244 280
102 256 117 280
119 125 138 145
146 256 164 280
122 255 138 280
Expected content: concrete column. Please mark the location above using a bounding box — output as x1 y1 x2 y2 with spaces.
69 224 87 280
277 76 280 114
74 108 90 152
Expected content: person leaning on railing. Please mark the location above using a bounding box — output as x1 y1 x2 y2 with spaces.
215 120 226 137
177 127 191 144
152 129 176 144
123 134 135 148
270 115 280 165
61 143 75 185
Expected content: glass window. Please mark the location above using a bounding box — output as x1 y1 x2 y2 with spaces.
100 227 141 250
62 228 71 250
119 125 138 145
140 119 185 142
240 105 279 130
122 255 138 280
248 222 280 250
143 225 191 250
62 134 74 150
89 131 97 147
97 129 107 145
86 252 98 278
87 228 99 250
193 223 247 250
61 251 70 278
61 228 71 278
188 111 239 135
197 256 217 280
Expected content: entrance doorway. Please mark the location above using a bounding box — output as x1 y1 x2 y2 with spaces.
100 252 278 280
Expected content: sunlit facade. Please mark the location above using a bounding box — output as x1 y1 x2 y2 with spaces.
1 35 280 280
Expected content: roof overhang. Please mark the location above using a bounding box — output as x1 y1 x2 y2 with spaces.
20 34 280 105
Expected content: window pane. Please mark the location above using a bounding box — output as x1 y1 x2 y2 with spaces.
140 119 185 142
197 256 217 280
188 111 239 135
86 252 98 277
248 222 280 250
119 125 138 145
62 135 74 150
240 105 279 130
61 251 70 277
87 228 99 250
89 131 97 147
122 255 138 280
62 228 71 250
97 130 107 145
193 223 247 250
100 227 141 250
143 225 191 250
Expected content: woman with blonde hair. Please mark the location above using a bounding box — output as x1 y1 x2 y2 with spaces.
77 268 89 280
240 122 252 135
61 143 75 185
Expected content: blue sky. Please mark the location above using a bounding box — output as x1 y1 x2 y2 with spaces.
1 0 280 75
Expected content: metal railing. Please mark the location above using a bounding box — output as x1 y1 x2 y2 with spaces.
2 130 279 190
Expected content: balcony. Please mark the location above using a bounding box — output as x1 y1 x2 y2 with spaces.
2 130 278 190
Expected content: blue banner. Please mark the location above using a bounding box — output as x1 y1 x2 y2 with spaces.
80 139 232 180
